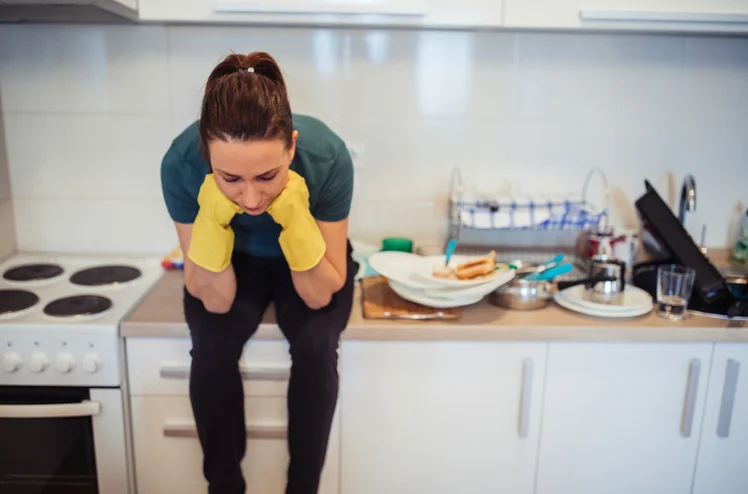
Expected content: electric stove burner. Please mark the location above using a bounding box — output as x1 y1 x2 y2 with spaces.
0 289 40 316
70 265 142 286
43 295 113 317
3 264 64 282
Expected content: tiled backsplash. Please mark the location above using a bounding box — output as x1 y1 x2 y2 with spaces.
0 96 16 259
0 24 746 254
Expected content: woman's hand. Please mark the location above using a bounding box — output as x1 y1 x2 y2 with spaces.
267 170 327 272
267 170 347 309
188 174 243 273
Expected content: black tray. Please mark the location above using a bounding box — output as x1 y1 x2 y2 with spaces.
634 180 730 304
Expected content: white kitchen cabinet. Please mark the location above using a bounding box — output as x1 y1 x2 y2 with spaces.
137 0 503 28
340 341 547 494
130 395 340 494
693 343 748 494
505 0 748 33
536 342 713 494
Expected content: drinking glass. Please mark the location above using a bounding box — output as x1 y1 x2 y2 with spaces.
656 265 696 321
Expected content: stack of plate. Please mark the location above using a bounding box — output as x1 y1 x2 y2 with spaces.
368 252 515 308
553 284 654 318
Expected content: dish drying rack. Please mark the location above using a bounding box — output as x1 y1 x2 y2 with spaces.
447 168 610 245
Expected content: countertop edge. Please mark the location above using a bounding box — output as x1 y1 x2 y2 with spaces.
121 321 748 342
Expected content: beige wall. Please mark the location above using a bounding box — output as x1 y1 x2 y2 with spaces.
0 95 16 260
0 24 746 254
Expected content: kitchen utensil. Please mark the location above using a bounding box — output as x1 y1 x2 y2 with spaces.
389 280 483 309
521 254 565 281
610 227 640 271
586 257 626 304
489 275 616 311
525 262 573 282
558 284 653 313
657 264 696 321
368 252 440 289
508 260 542 275
360 276 460 320
444 239 457 267
553 290 653 319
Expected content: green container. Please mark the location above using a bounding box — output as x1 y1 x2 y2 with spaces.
381 237 414 253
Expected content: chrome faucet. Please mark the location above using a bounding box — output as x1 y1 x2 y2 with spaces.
679 174 697 225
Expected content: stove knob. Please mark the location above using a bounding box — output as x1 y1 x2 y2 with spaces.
2 352 22 373
82 354 100 374
55 353 76 374
29 352 49 373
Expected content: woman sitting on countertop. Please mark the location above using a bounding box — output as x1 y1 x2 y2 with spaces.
160 51 355 494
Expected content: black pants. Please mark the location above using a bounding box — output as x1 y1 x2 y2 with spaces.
184 246 356 494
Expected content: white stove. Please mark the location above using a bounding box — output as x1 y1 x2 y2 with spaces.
0 253 163 387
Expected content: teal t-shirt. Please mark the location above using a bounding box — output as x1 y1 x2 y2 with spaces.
161 114 354 258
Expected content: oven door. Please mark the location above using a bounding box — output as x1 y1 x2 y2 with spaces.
0 387 130 494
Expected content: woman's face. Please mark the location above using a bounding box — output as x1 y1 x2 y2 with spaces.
208 131 298 216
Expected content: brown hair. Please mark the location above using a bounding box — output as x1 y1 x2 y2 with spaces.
199 51 293 164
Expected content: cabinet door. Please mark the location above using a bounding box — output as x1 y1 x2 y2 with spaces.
130 396 339 494
693 343 748 494
537 342 713 494
340 341 547 494
505 0 748 32
138 0 503 27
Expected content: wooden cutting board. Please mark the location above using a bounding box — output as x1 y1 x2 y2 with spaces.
360 276 461 320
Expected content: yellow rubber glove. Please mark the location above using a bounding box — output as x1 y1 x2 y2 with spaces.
267 170 326 272
187 174 243 273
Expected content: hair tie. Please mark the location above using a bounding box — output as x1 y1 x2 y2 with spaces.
247 67 255 73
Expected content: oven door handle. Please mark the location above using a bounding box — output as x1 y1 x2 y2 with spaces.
0 400 101 418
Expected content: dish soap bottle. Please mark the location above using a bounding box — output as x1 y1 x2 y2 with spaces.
733 209 748 264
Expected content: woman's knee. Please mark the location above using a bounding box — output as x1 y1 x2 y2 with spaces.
289 326 340 366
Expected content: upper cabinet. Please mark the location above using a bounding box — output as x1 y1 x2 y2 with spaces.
137 0 504 28
505 0 748 33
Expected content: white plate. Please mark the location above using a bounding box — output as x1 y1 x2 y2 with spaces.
413 255 513 288
368 252 441 289
558 284 654 312
553 290 653 319
389 280 483 309
424 269 515 300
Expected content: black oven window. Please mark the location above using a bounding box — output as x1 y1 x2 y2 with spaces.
0 387 98 494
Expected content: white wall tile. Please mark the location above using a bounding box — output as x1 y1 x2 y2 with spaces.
5 114 172 200
13 198 177 255
349 198 445 244
0 200 16 259
167 26 346 122
515 32 686 123
0 25 170 115
338 118 471 200
681 37 748 125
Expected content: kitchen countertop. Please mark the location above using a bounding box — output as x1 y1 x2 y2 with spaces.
122 270 746 342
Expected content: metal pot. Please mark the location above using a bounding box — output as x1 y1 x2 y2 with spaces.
490 275 615 310
585 256 626 304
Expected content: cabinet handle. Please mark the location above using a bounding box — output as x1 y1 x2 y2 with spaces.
164 422 287 439
518 358 534 438
579 10 748 24
717 359 740 438
160 364 290 381
214 1 427 16
0 400 100 419
681 359 701 438
382 311 447 320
